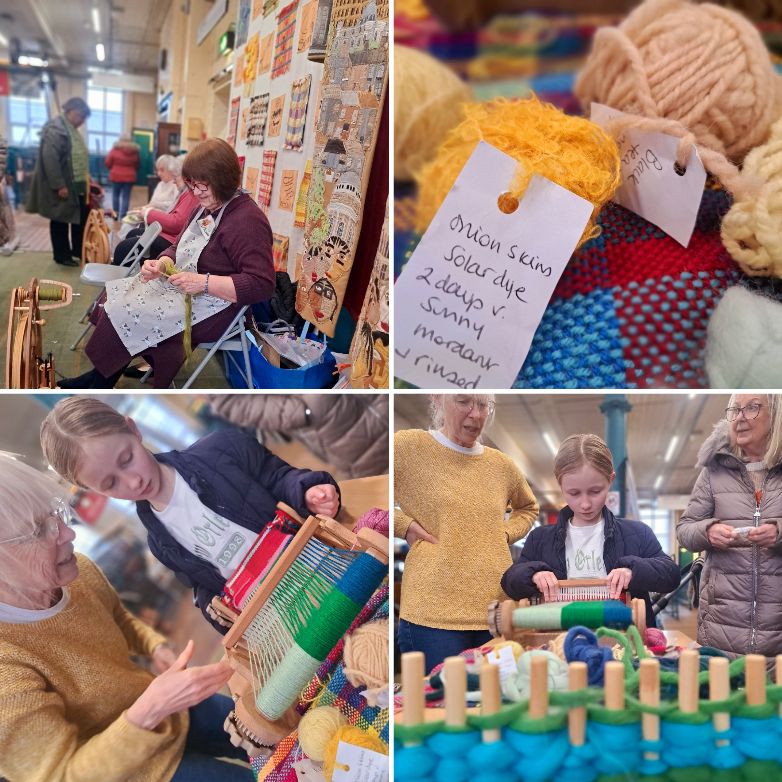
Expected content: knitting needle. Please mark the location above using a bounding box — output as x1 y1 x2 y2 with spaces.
639 658 660 761
604 661 625 710
528 655 549 719
710 656 730 748
444 656 466 728
402 652 425 745
568 661 587 746
745 654 767 706
480 663 501 743
678 649 699 714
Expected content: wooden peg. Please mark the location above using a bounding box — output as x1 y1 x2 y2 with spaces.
402 652 425 744
678 649 699 714
709 656 730 748
745 654 767 706
639 658 660 761
604 661 625 710
528 654 549 719
480 663 501 743
568 661 587 747
444 656 467 728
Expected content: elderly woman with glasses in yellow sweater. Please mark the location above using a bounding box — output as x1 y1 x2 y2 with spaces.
0 455 254 782
395 394 540 673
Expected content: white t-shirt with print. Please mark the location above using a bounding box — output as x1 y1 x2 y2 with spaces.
565 520 607 579
152 471 255 579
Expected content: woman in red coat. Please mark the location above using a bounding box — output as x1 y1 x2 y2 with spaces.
105 136 140 218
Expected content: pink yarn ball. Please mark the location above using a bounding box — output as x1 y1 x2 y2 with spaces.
352 508 389 537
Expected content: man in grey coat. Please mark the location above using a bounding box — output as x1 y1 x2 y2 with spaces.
677 394 782 658
26 96 91 267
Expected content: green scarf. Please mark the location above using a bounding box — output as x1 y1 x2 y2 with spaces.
64 116 89 185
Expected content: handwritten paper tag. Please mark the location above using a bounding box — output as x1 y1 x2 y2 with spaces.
486 645 518 685
394 141 593 389
331 743 388 782
590 103 707 247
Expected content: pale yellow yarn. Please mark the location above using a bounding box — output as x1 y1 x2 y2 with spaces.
299 707 347 762
343 619 388 691
394 45 473 181
722 115 782 277
574 0 782 198
415 96 621 248
322 726 387 781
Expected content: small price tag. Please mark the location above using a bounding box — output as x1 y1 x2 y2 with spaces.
590 103 707 248
394 141 593 389
331 743 388 782
486 645 518 685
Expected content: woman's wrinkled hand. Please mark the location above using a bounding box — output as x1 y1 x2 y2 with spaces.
606 567 633 599
169 271 206 295
532 570 559 602
304 483 339 517
140 258 166 282
748 523 779 548
150 644 178 674
707 522 736 549
405 520 438 547
57 186 69 200
126 640 233 731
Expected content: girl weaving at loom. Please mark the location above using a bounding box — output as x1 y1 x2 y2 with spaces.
502 434 680 627
395 393 540 673
0 454 256 782
58 138 275 389
40 396 340 633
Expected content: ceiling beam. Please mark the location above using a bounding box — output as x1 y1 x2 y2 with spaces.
27 0 68 62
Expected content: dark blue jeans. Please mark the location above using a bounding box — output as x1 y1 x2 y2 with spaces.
170 694 255 782
398 618 493 675
112 181 134 219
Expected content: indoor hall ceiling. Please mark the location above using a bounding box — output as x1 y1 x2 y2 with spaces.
0 0 173 76
394 393 733 510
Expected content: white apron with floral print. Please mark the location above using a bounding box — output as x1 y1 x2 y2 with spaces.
104 197 236 355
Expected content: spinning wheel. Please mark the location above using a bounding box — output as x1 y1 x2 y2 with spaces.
81 209 111 264
6 278 73 388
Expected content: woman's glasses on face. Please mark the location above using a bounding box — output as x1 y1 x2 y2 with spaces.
726 403 764 422
187 181 210 194
454 398 496 416
0 498 73 546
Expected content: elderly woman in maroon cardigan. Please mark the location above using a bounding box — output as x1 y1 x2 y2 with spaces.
60 139 274 389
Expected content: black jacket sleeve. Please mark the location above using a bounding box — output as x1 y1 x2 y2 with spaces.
500 529 554 599
194 583 228 635
617 523 681 594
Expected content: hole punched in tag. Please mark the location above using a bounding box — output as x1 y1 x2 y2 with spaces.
673 162 687 177
497 191 519 214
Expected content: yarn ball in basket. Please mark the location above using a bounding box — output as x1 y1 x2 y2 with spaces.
414 95 621 249
322 725 387 781
394 44 473 182
575 0 782 172
343 618 388 690
299 706 347 762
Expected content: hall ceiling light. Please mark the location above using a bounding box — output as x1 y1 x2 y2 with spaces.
92 7 101 34
0 31 8 48
96 43 105 61
663 435 679 463
542 432 558 457
18 55 49 67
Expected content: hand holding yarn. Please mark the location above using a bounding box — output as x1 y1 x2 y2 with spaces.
707 522 736 549
168 271 205 295
305 484 339 517
140 258 167 282
532 570 559 602
405 519 438 547
605 567 632 599
747 523 778 547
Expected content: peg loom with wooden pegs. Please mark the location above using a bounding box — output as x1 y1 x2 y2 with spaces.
489 580 646 648
213 504 388 755
395 634 782 782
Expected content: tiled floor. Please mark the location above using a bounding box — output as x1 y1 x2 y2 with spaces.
2 211 231 389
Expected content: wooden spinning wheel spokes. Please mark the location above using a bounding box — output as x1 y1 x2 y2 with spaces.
6 278 73 389
81 209 111 265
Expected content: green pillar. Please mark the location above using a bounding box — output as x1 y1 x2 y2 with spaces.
600 395 632 516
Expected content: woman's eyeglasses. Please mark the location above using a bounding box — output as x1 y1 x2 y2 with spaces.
0 498 73 545
454 398 496 415
187 182 210 194
725 403 764 422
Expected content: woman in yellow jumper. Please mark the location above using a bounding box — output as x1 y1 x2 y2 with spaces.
0 455 254 782
395 393 540 673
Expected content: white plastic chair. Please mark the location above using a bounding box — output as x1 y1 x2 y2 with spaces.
70 221 162 351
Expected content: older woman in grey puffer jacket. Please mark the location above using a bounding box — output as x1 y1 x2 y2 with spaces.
677 393 782 658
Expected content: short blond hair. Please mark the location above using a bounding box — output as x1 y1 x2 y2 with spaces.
40 398 134 486
554 433 614 484
727 393 782 467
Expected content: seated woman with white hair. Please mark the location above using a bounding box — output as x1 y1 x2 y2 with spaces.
0 454 254 782
394 393 540 673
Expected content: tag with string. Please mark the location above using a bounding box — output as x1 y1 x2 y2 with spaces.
394 141 594 389
331 743 388 782
590 103 707 248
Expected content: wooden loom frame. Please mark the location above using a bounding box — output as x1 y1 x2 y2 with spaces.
5 278 73 388
217 503 388 754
